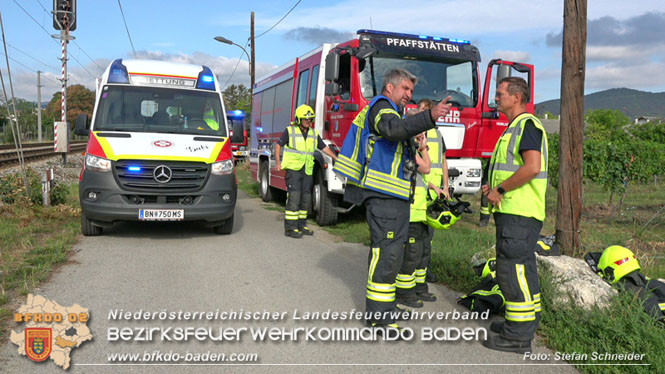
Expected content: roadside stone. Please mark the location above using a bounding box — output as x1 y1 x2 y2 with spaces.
536 254 616 310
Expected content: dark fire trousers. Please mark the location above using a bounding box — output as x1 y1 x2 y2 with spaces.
284 167 312 231
365 196 410 325
415 226 435 294
494 212 543 342
397 222 429 297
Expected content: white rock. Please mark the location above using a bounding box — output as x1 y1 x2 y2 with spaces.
536 254 616 310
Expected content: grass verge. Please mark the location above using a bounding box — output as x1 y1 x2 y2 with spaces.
0 180 80 341
236 165 665 373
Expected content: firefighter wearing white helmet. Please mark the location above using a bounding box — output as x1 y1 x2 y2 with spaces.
275 104 337 238
481 77 548 354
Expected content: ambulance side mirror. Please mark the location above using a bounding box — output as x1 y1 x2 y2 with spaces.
74 114 89 136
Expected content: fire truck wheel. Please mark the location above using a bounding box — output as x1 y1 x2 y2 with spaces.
314 170 338 226
259 161 273 202
81 213 103 236
213 214 234 235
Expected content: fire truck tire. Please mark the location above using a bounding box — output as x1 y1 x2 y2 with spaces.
314 170 338 226
213 214 234 235
81 213 103 236
259 161 273 202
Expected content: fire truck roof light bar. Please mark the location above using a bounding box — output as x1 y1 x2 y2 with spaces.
357 29 470 45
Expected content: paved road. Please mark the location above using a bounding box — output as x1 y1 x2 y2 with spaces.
1 191 577 373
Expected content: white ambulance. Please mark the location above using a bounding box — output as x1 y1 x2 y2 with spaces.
74 59 242 236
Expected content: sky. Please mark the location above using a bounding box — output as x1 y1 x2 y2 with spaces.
1 0 664 104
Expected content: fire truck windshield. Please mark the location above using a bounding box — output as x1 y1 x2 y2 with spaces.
359 56 475 107
93 85 227 137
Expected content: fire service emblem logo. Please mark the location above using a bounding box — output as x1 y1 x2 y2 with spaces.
25 328 52 362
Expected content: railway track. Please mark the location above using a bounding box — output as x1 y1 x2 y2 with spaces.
0 141 87 169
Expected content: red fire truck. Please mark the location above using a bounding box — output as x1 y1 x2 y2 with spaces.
250 29 534 225
227 110 249 163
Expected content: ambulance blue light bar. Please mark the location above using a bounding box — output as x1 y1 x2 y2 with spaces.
357 29 470 45
196 66 216 90
127 166 142 172
108 59 129 83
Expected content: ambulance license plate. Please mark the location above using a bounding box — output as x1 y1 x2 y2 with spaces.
139 209 184 221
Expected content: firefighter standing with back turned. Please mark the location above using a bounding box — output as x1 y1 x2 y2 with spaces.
275 104 337 238
334 69 451 329
481 77 548 353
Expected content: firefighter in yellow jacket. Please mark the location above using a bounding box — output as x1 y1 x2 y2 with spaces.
275 105 337 238
481 77 548 353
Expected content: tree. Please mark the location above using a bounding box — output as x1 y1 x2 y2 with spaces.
222 84 251 114
584 109 629 141
43 84 95 138
1 99 38 143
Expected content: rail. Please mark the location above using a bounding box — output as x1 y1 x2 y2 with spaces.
0 141 87 169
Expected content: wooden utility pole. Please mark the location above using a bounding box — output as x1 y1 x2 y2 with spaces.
250 11 255 104
556 0 587 255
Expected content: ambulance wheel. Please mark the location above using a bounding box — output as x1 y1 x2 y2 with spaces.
259 161 272 202
213 214 234 235
314 170 338 226
81 213 102 236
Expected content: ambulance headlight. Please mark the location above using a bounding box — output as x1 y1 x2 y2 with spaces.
211 160 234 175
85 154 112 172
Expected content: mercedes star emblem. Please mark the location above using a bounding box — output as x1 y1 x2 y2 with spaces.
153 165 172 183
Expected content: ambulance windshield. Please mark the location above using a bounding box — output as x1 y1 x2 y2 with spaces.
93 85 227 136
359 56 475 107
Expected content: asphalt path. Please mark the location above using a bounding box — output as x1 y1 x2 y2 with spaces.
2 190 577 373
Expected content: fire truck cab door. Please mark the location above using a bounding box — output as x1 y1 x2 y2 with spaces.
478 59 535 158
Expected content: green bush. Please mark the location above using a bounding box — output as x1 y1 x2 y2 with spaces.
0 169 68 206
629 122 665 144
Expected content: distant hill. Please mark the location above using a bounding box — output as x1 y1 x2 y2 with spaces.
535 88 665 120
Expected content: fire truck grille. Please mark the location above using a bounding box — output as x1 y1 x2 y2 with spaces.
114 160 209 191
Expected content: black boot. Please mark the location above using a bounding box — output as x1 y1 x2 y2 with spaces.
285 229 303 238
482 334 532 354
425 269 438 283
416 292 437 302
489 319 504 334
396 295 424 308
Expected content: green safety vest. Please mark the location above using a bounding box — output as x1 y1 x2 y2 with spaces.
488 113 548 221
410 128 444 222
281 126 317 175
424 128 444 189
204 109 219 130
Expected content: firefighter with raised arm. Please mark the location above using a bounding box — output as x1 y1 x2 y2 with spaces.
481 77 548 353
275 104 337 238
333 69 451 329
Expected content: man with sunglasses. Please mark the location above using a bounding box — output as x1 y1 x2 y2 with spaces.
481 77 548 353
